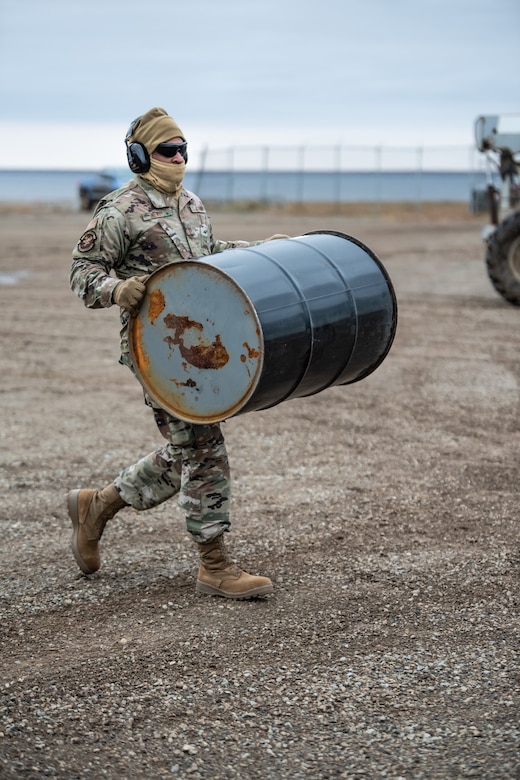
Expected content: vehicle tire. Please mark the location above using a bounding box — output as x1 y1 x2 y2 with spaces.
486 210 520 306
79 191 93 211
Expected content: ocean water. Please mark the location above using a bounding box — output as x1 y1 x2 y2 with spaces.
0 168 488 206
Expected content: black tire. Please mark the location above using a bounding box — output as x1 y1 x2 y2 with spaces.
486 211 520 306
79 191 93 211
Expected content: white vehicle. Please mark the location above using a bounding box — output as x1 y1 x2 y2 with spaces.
475 114 520 305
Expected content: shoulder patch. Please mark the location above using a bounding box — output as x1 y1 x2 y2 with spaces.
78 229 97 252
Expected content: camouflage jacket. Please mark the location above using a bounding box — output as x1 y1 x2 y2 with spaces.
70 176 262 366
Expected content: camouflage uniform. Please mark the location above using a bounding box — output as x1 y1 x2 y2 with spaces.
70 176 261 542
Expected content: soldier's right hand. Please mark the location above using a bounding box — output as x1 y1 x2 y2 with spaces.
112 275 148 315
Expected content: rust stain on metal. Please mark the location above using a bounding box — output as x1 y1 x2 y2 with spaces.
243 341 260 359
170 377 198 388
163 312 229 370
164 313 203 333
131 317 150 367
148 289 166 325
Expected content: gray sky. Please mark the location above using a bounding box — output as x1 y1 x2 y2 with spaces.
0 0 518 169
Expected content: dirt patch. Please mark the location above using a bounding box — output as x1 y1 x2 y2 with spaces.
0 204 518 779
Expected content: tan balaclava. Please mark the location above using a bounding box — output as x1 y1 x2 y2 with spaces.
130 107 186 197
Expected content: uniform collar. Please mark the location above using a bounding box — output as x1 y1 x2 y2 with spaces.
137 176 192 209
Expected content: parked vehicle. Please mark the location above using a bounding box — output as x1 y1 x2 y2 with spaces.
474 114 520 305
78 168 129 211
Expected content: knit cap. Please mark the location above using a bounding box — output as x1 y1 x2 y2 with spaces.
130 107 185 153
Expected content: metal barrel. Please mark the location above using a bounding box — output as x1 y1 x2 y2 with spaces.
129 231 398 423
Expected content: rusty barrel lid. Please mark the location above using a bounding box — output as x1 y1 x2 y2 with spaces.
128 261 264 423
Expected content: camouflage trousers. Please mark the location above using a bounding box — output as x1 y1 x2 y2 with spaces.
114 393 230 542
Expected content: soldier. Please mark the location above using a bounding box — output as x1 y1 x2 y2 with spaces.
68 107 286 599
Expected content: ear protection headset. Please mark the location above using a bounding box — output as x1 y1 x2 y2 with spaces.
125 115 189 173
125 117 151 173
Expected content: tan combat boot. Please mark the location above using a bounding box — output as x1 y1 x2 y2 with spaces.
196 535 274 599
67 484 127 575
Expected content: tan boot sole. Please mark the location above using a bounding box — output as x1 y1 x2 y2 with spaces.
67 489 98 575
195 580 274 599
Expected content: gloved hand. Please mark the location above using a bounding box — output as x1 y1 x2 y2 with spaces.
112 275 148 315
265 234 291 241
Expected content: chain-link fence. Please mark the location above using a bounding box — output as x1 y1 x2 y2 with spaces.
182 144 489 208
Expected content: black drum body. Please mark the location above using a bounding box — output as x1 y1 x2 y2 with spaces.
129 231 398 423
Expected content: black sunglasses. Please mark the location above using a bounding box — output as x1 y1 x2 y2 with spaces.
155 141 188 158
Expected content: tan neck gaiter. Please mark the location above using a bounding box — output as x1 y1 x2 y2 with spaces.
141 159 186 197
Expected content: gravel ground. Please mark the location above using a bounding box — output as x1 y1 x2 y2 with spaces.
0 203 518 779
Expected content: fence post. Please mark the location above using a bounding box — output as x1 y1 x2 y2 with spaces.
226 147 235 204
261 146 269 203
374 146 382 214
415 146 423 209
334 144 342 213
297 146 305 206
194 144 208 196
